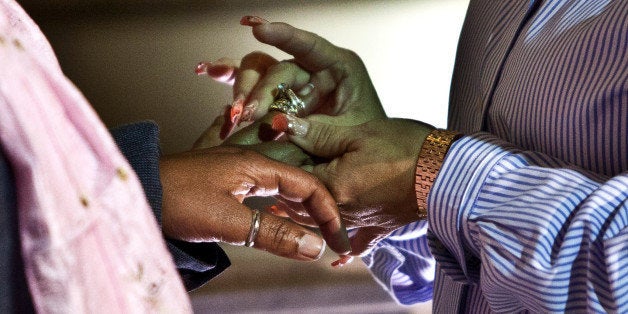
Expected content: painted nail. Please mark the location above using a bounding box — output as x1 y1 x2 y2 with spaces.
195 62 210 75
240 100 258 123
266 205 280 215
230 97 244 124
285 115 309 137
298 234 326 260
207 64 236 84
298 83 315 97
240 15 269 26
331 255 354 268
271 114 289 133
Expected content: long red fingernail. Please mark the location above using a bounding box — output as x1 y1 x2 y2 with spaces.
230 98 244 124
271 114 289 133
331 255 354 268
240 15 269 26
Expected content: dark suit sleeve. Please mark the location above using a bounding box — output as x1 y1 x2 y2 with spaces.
109 121 230 291
0 145 35 313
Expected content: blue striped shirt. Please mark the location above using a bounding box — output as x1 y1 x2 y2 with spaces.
365 0 627 312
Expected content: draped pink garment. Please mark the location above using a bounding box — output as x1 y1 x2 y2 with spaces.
0 1 192 312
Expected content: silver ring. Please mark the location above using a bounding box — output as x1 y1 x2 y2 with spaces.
245 210 261 247
269 83 305 116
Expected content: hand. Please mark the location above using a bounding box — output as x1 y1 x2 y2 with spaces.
193 110 314 168
272 114 435 255
159 145 351 261
194 16 386 147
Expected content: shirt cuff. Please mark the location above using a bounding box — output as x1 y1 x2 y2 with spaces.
427 133 512 281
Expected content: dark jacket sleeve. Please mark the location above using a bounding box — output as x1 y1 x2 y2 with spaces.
109 121 230 291
0 145 35 313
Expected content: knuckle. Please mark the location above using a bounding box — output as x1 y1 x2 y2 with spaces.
267 219 294 251
242 50 266 63
271 60 297 73
330 183 353 207
310 123 337 152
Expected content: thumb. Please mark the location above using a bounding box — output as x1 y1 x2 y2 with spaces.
271 113 355 159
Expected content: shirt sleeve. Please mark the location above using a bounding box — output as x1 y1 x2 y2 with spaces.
360 221 435 305
109 121 230 291
428 132 627 313
364 132 627 312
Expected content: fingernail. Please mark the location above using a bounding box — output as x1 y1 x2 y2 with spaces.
240 15 269 26
285 115 309 137
240 100 258 123
298 83 315 97
298 234 326 260
266 205 281 215
230 97 244 124
271 114 289 133
195 62 210 75
331 255 354 268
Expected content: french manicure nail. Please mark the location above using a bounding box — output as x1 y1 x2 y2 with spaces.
240 15 269 26
298 83 315 97
285 115 309 137
240 100 258 123
298 234 326 260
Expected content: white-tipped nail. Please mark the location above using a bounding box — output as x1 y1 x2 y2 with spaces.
298 234 326 260
298 83 315 97
286 115 309 137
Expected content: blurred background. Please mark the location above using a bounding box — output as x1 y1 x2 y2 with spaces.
17 0 468 312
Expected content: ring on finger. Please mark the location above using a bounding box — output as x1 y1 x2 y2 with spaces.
269 83 305 116
245 210 262 247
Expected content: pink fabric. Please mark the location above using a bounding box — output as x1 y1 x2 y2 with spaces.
0 1 192 312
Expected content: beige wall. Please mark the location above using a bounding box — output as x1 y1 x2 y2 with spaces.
21 0 467 154
19 1 468 312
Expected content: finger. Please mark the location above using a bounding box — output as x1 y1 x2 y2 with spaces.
246 61 314 120
208 201 327 261
224 111 284 145
229 51 277 125
242 16 348 73
197 57 240 85
272 113 355 159
234 52 278 121
192 112 226 149
271 198 317 227
192 106 257 149
256 158 351 254
252 210 327 261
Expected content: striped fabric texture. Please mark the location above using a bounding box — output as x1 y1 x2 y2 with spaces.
365 0 627 312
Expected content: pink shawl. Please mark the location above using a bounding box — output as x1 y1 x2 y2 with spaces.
0 1 192 312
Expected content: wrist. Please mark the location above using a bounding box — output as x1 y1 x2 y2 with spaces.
414 129 462 220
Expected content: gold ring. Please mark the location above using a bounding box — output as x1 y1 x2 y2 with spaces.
269 83 305 116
